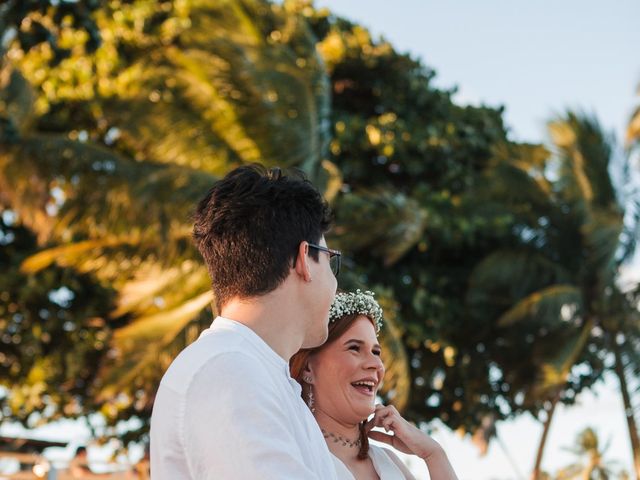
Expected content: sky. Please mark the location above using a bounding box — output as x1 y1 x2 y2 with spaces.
315 0 639 145
313 0 640 478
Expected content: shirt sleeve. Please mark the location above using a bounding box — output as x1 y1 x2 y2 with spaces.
182 351 324 479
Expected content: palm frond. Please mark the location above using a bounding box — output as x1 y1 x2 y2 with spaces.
1 135 215 347
481 142 553 216
114 290 212 344
620 197 640 266
0 134 215 252
533 320 593 395
332 190 429 266
467 249 572 314
497 284 582 327
97 289 213 400
488 161 553 208
20 237 136 273
113 263 209 318
163 46 263 165
549 112 618 210
582 210 624 276
98 0 331 178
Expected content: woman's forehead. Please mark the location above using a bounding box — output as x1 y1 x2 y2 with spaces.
337 316 378 342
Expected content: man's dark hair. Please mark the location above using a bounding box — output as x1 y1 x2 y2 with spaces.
193 164 332 311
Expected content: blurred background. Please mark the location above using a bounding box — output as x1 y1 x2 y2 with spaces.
0 0 639 479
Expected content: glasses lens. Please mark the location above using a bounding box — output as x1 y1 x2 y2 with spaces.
329 253 340 275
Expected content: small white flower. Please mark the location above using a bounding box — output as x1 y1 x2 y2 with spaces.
328 290 383 333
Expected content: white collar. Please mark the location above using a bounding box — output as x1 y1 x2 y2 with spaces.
207 316 292 377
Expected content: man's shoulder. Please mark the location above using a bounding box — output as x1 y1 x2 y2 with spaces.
158 327 264 394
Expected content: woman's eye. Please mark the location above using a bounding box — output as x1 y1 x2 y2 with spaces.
348 345 360 352
373 350 381 356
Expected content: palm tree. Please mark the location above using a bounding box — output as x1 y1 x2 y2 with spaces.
466 112 639 479
604 288 640 479
620 80 640 478
555 427 620 480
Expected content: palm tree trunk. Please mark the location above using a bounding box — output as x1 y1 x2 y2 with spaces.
531 391 561 480
612 340 640 480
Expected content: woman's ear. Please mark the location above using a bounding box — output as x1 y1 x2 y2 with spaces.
301 361 315 384
294 241 312 282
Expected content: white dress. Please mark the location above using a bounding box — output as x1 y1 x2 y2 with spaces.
331 444 411 479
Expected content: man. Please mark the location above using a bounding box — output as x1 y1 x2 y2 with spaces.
150 165 340 479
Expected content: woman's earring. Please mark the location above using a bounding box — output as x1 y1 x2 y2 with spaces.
307 385 315 413
303 375 315 413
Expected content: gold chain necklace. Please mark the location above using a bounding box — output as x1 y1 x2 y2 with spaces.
321 429 361 448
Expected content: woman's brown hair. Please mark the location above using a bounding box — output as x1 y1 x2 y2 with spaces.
290 313 376 460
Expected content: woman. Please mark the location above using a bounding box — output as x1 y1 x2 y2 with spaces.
291 290 458 480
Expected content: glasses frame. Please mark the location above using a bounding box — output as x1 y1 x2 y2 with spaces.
307 243 341 276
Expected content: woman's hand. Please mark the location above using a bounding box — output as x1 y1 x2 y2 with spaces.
365 404 443 460
365 404 458 479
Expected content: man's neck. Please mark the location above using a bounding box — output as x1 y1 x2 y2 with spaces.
220 290 305 361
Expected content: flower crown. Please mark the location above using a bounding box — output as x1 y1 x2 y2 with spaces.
328 290 383 333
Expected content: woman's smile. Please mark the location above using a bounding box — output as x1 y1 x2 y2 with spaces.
350 378 378 397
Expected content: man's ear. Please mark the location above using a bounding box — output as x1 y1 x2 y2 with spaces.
294 241 312 282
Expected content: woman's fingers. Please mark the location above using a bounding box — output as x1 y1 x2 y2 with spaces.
368 404 410 436
367 430 394 445
369 404 447 461
380 416 392 431
365 407 385 432
364 418 376 433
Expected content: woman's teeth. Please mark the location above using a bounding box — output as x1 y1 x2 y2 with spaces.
351 381 375 393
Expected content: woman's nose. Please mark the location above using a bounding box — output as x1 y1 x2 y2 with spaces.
364 354 384 371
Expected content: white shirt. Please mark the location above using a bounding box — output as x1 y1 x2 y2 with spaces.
150 317 338 479
331 444 413 479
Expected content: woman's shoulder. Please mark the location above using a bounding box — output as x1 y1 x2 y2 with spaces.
369 444 417 480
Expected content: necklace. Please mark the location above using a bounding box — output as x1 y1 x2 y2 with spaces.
321 429 361 448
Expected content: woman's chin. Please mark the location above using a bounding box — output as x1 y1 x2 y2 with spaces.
353 403 375 422
339 406 373 424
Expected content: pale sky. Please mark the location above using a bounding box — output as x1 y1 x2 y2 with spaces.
315 0 639 145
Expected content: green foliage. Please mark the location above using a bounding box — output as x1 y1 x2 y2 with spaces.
6 0 330 176
0 0 103 61
0 210 114 427
1 0 333 441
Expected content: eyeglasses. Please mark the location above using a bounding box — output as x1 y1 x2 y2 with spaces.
308 243 341 276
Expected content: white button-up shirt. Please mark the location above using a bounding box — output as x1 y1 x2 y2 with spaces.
150 317 338 479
